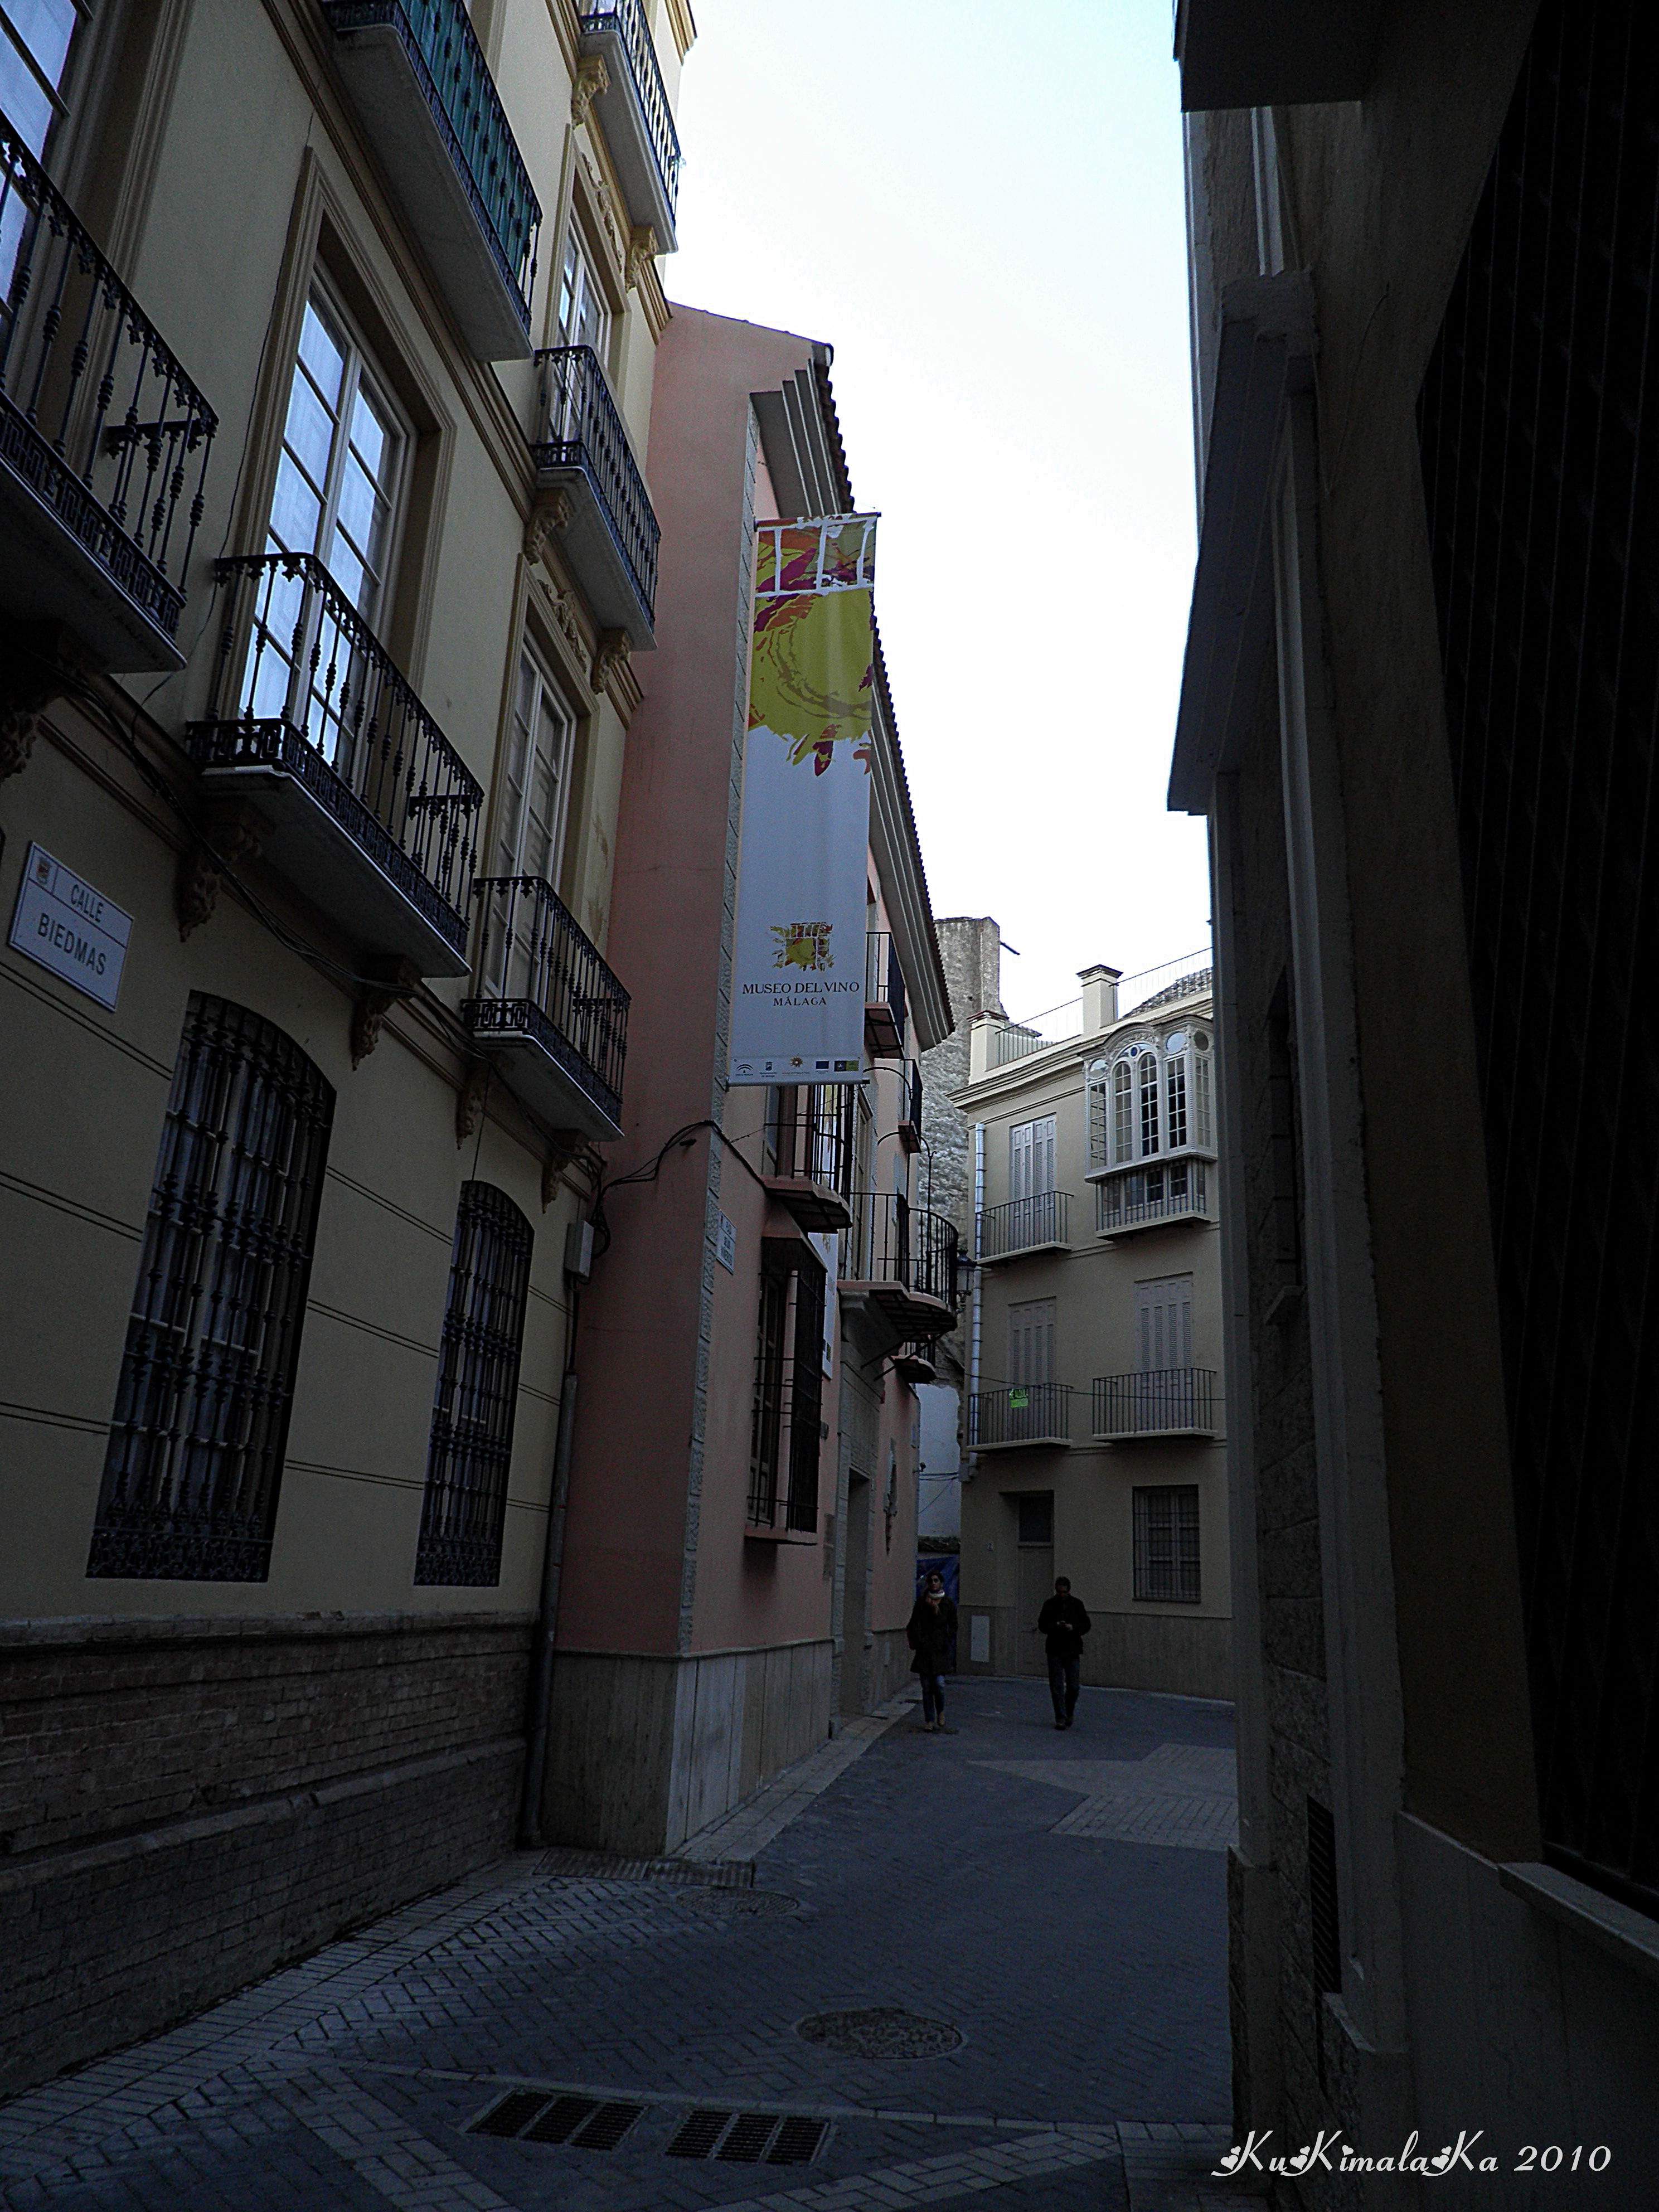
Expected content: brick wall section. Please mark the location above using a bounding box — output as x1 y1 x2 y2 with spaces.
0 1611 532 2096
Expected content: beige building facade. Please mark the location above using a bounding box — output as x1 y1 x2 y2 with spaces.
955 949 1231 1701
1 0 691 2093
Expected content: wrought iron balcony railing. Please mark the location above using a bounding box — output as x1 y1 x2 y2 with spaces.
969 1383 1073 1448
841 1192 959 1338
865 930 906 1053
464 874 629 1136
188 552 481 969
765 1081 854 1229
322 0 540 353
578 0 683 249
1093 1367 1216 1438
1 118 216 669
977 1190 1072 1261
1095 1158 1210 1235
897 1058 923 1148
531 343 659 641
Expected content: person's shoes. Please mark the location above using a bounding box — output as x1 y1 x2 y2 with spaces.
921 1720 937 1732
935 1723 957 1734
1053 1718 1067 1730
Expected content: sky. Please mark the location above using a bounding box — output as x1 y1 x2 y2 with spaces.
666 0 1207 1032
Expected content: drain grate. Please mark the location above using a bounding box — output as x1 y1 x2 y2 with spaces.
797 2007 963 2058
675 1888 799 1917
469 2090 643 2150
537 1847 753 1889
666 2109 831 2165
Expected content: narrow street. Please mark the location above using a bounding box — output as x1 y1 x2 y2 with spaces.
0 1681 1243 2212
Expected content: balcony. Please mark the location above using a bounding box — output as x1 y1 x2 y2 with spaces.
1 120 216 671
892 1340 937 1385
865 931 907 1055
765 1084 852 1233
1093 1368 1217 1440
187 554 481 973
462 875 629 1138
1095 1158 1212 1236
840 1193 958 1339
578 0 682 251
977 1191 1073 1263
530 346 658 646
321 0 540 358
969 1384 1073 1451
896 1059 923 1151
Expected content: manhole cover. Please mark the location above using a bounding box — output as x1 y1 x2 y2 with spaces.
677 1889 799 1917
795 2007 963 2058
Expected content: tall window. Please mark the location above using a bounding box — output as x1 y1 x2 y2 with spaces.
1134 1486 1200 1603
415 1183 534 1585
748 1246 826 1532
557 226 610 358
494 651 574 887
1165 1046 1189 1149
268 292 404 621
2 0 80 157
1135 1273 1193 1371
1009 1297 1056 1386
89 996 335 1582
1192 1027 1214 1149
1138 1050 1160 1157
1009 1115 1056 1198
1112 1058 1134 1163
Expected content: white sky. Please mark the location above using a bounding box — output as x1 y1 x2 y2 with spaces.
668 0 1206 1032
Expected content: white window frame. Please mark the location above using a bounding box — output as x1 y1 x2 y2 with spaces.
1010 1114 1056 1199
493 647 576 889
1134 1273 1194 1373
557 222 611 362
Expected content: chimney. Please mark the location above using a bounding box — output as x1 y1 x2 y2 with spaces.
1079 964 1121 1034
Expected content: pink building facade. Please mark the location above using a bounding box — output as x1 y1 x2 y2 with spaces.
536 309 955 1854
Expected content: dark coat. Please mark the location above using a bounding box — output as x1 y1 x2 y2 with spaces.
1037 1593 1092 1660
906 1593 957 1673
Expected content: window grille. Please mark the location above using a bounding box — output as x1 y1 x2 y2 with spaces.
1418 0 1659 1917
414 1183 533 1585
749 1245 825 1531
1138 1051 1160 1157
786 1261 826 1531
88 996 334 1581
1133 1485 1200 1602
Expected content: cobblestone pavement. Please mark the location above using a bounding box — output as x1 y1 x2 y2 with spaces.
0 1677 1262 2212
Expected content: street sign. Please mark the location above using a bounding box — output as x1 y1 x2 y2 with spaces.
9 843 131 1010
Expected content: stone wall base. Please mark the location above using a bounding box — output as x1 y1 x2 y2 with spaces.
964 1606 1233 1701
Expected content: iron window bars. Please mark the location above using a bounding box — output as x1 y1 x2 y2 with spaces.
88 997 335 1581
415 1181 534 1585
531 344 659 623
968 1382 1073 1448
977 1191 1071 1260
465 874 630 1127
321 0 540 328
1094 1368 1215 1438
769 1082 856 1198
1132 1484 1200 1602
1095 1159 1209 1234
0 115 216 657
864 930 906 1041
842 1192 960 1317
578 0 683 230
748 1245 824 1533
190 551 483 957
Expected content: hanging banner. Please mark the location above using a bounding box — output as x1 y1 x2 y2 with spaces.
727 515 878 1087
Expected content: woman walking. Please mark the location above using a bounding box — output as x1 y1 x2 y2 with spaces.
907 1568 958 1733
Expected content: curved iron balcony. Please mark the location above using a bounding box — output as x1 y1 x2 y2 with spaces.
1093 1368 1217 1439
969 1384 1073 1449
322 0 541 357
0 119 216 671
578 0 683 251
463 874 629 1138
531 345 659 646
187 553 482 973
865 931 906 1055
977 1191 1073 1261
840 1193 959 1338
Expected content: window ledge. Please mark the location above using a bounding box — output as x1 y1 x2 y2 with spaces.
1498 1861 1659 1987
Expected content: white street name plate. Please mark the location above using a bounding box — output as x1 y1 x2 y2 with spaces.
9 843 132 1010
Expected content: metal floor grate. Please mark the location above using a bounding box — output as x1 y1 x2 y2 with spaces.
469 2090 644 2150
666 2108 830 2164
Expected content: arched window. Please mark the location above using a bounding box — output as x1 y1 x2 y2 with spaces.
415 1183 535 1586
89 995 336 1582
1112 1058 1134 1164
1138 1050 1161 1157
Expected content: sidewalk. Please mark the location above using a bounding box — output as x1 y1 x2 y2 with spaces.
0 1677 1254 2211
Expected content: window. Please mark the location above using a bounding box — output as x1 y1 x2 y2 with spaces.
88 996 335 1582
2 0 80 157
1192 1029 1214 1149
1017 1491 1054 1546
1112 1058 1134 1164
1135 1274 1193 1372
268 290 404 622
1009 1297 1056 1386
1010 1115 1056 1199
1134 1485 1200 1602
748 1245 826 1531
1165 1047 1188 1150
1138 1050 1160 1157
557 225 610 358
495 648 574 881
415 1183 534 1585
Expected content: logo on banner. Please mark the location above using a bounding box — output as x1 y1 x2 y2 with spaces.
772 922 834 971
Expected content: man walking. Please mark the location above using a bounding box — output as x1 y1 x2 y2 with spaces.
1037 1576 1091 1729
